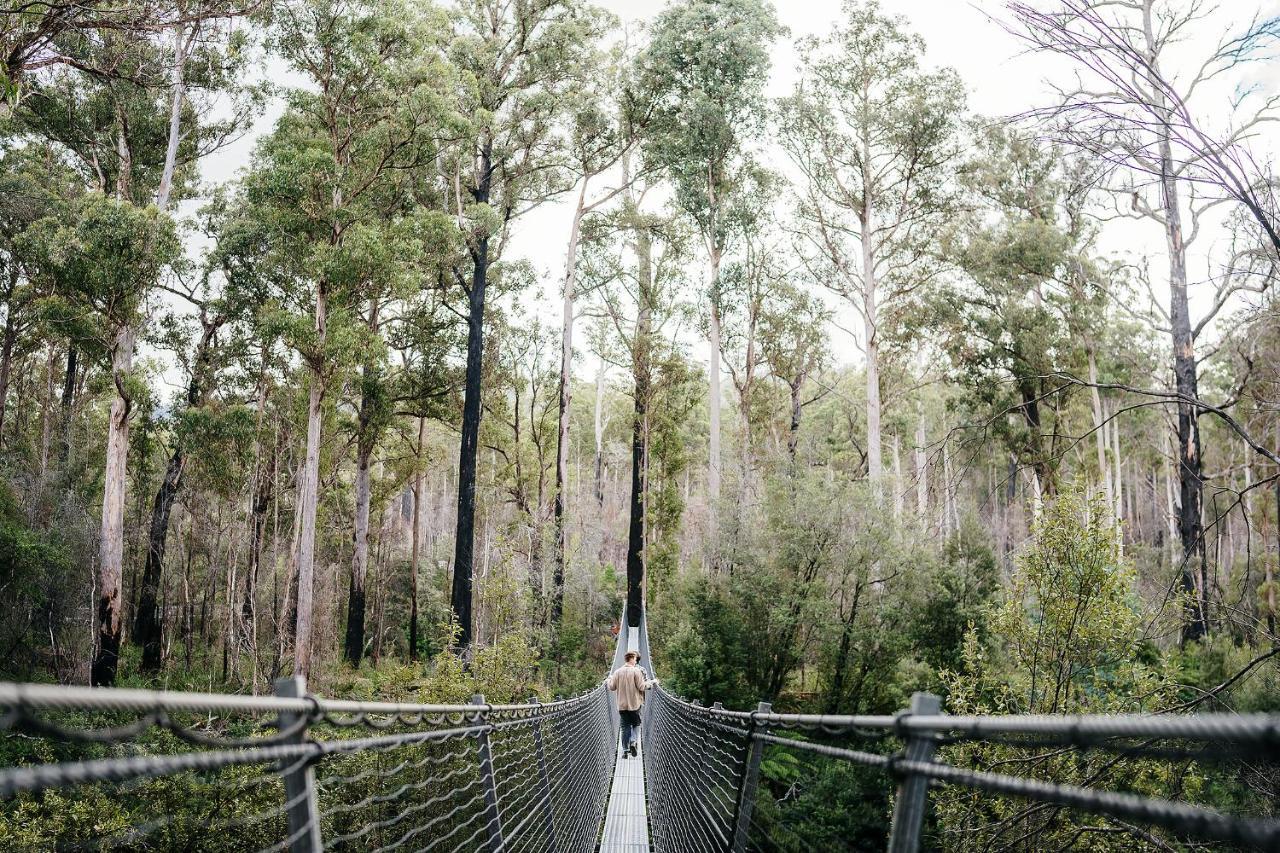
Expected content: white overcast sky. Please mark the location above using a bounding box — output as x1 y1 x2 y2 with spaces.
192 0 1280 387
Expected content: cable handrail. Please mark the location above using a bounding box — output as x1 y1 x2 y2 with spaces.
653 685 1280 744
0 680 597 718
645 642 1280 852
4 611 1279 853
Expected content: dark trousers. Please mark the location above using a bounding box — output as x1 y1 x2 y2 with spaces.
619 708 642 751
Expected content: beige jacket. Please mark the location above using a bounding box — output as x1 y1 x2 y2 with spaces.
607 664 649 712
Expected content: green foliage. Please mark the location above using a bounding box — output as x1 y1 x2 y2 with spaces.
640 0 782 250
755 753 892 851
934 488 1196 850
0 480 74 679
911 521 999 675
24 192 179 342
663 576 752 707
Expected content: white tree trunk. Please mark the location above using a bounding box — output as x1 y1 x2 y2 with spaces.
1088 350 1113 513
915 414 927 516
156 24 190 213
594 364 606 510
892 434 903 520
91 326 135 684
293 291 326 679
708 246 723 541
552 180 587 625
860 215 882 485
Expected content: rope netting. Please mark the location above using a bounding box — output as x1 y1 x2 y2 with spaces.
0 682 615 852
640 685 1280 852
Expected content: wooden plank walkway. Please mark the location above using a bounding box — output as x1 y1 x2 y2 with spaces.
599 732 650 853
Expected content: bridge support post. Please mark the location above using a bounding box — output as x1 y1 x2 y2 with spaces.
274 676 322 853
730 701 771 853
472 694 505 852
887 691 942 853
529 696 560 850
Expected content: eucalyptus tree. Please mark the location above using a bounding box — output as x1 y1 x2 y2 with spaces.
342 213 454 667
777 0 964 491
0 147 81 451
0 1 260 118
936 127 1108 505
445 0 609 650
12 13 247 683
758 280 830 464
550 50 642 631
1007 0 1280 642
638 0 781 544
22 195 179 686
484 316 560 627
235 0 458 678
584 155 693 626
129 18 262 674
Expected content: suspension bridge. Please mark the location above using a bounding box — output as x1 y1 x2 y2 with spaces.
2 610 1279 852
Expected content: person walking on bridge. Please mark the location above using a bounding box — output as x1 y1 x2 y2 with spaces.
607 651 656 758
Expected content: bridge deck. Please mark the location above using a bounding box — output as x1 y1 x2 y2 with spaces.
599 733 650 852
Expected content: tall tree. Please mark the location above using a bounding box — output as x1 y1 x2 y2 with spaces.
235 0 456 678
24 195 178 685
777 0 964 491
550 56 638 631
639 0 781 547
937 127 1108 503
586 152 691 628
131 14 260 673
446 0 606 649
758 280 830 464
1009 0 1280 641
14 23 206 684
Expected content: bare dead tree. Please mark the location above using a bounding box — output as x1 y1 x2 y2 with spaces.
1005 0 1280 643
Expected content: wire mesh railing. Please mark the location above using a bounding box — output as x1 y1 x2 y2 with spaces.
0 678 615 852
643 685 1280 853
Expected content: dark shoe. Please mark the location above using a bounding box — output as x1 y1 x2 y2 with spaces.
629 742 637 757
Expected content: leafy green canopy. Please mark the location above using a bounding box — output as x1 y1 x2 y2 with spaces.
638 0 782 251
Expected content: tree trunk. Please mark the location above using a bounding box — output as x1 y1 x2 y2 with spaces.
293 290 326 679
892 435 903 520
915 414 928 516
1161 130 1206 642
91 327 135 686
552 181 587 629
59 346 77 464
625 212 654 629
594 365 606 510
787 380 803 463
155 23 189 213
860 157 883 486
243 447 272 625
1135 0 1206 644
344 438 373 666
707 244 723 546
1088 349 1113 511
38 344 55 485
344 299 381 668
410 417 426 661
450 142 493 652
0 271 18 445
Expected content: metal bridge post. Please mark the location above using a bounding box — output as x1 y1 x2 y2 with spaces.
274 676 322 853
471 694 505 852
887 691 942 853
529 695 560 850
730 701 771 853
